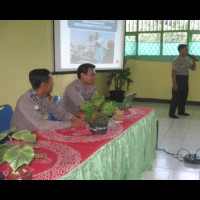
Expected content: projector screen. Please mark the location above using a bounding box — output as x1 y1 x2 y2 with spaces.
53 20 126 73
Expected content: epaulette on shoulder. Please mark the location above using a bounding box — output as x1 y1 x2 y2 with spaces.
30 94 40 102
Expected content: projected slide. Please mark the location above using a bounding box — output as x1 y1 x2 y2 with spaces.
54 20 125 73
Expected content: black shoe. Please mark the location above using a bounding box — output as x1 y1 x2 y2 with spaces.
169 115 179 119
178 113 189 116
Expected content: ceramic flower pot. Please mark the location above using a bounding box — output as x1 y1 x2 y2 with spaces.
89 123 108 134
113 109 124 121
0 172 5 180
7 165 32 180
109 90 125 102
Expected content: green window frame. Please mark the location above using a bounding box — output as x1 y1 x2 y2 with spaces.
125 20 200 62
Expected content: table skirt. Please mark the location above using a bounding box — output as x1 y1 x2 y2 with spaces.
60 110 157 180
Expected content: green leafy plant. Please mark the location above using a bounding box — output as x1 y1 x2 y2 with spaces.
111 95 134 111
80 94 116 126
106 67 133 91
0 128 46 172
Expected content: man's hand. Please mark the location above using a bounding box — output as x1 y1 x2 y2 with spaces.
75 110 85 119
172 70 178 91
191 55 197 71
71 116 87 128
173 83 178 91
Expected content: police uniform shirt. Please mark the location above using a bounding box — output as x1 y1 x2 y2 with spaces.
61 79 97 115
172 55 193 76
11 89 74 132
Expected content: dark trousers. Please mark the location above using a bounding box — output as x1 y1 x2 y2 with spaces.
169 75 189 115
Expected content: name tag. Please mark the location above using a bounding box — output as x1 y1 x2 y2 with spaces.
34 104 40 110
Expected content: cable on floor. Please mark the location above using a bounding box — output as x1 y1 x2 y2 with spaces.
156 146 200 163
156 146 191 162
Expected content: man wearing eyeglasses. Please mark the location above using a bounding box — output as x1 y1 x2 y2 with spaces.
61 63 97 117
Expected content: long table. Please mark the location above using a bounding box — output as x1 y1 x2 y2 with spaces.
0 107 157 180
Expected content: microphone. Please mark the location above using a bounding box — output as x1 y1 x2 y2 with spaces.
188 54 198 61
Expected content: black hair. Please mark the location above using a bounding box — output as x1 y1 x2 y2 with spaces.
29 69 51 89
77 63 96 79
178 44 187 53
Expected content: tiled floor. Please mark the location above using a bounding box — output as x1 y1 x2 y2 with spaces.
132 101 200 180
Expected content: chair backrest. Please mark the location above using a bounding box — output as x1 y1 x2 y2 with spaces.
48 95 61 121
54 95 61 105
0 104 13 133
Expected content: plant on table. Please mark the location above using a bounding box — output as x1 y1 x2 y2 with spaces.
111 95 134 111
111 95 134 120
0 128 46 180
80 94 116 134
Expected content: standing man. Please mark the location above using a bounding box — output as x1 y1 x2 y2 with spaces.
169 44 196 119
61 63 97 116
11 69 86 131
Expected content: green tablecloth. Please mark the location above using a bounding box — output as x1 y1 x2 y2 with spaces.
60 110 157 180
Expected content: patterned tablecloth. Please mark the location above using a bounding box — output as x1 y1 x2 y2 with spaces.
0 107 156 180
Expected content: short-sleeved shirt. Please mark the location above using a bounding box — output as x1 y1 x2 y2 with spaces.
172 56 193 76
11 89 74 132
61 79 97 115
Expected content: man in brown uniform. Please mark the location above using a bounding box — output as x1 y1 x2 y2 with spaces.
11 69 86 131
169 44 196 119
61 63 97 116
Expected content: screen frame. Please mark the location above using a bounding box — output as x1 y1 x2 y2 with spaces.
52 20 126 75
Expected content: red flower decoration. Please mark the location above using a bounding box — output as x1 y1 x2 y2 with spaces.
99 112 102 114
93 117 97 120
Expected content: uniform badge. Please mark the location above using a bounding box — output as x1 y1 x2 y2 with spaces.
48 95 54 102
89 87 96 93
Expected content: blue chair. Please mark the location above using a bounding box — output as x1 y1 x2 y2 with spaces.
54 95 61 105
0 104 14 144
48 95 61 121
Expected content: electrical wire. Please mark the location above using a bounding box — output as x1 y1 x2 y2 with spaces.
194 148 200 157
156 146 191 162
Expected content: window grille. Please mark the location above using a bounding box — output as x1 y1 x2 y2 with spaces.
138 33 161 55
163 20 188 31
138 20 162 31
125 20 200 62
163 32 187 55
125 36 136 56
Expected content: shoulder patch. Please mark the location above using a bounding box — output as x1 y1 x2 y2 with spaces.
74 86 80 93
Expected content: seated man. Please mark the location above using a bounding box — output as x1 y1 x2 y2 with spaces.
11 69 86 132
61 63 97 116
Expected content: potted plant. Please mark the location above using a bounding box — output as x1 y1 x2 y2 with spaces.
106 67 133 102
0 128 46 180
80 94 116 134
111 95 134 120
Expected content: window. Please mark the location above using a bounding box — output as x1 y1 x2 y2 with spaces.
125 20 200 62
163 32 187 55
125 36 136 56
138 33 161 55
